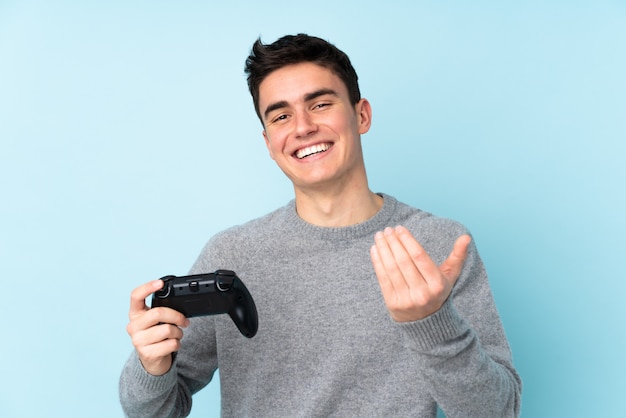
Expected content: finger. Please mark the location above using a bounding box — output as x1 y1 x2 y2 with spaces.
371 242 411 316
372 229 411 294
133 324 184 374
439 234 472 282
383 226 430 288
138 337 182 364
129 280 164 319
129 306 190 336
131 322 185 350
394 226 440 285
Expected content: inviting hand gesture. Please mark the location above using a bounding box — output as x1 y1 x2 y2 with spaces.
370 226 471 322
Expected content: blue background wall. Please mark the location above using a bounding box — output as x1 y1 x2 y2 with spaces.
1 1 624 417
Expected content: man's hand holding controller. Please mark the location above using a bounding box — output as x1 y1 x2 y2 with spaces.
126 280 189 376
126 270 258 375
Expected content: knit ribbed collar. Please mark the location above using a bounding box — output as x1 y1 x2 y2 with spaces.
278 193 398 241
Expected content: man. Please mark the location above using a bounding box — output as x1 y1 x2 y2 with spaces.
120 34 521 417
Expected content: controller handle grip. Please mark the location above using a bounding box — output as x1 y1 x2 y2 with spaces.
228 278 258 338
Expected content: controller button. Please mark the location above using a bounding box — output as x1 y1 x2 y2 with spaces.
216 275 234 292
155 286 170 298
155 276 174 298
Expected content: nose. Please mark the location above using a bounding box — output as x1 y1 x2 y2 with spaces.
294 110 317 138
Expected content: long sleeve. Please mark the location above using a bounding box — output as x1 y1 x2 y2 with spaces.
119 352 192 418
399 239 522 417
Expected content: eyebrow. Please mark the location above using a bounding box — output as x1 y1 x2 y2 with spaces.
263 88 339 120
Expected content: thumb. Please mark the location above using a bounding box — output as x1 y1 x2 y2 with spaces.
129 279 164 319
439 234 472 282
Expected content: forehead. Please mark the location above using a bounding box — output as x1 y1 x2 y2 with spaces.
258 62 348 107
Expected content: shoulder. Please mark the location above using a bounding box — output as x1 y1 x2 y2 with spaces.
211 201 293 244
388 195 468 236
385 194 470 261
190 201 294 272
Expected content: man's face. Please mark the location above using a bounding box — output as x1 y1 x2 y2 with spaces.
258 62 371 193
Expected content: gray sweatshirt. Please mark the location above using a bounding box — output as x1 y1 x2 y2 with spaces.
119 194 521 417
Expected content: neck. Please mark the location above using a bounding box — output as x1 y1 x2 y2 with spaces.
294 186 383 227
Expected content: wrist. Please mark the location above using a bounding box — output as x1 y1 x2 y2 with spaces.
140 353 174 376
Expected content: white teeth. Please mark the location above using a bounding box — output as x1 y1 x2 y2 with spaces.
295 143 331 159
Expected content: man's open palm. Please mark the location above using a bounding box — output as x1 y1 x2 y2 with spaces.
370 226 471 322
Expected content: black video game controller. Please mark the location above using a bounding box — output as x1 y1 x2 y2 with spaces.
151 269 258 338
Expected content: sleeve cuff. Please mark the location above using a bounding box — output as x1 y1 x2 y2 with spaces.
398 299 469 351
126 351 179 394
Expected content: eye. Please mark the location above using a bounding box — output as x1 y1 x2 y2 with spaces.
313 102 330 110
270 113 290 124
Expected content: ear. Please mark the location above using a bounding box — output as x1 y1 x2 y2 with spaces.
262 130 276 161
355 98 372 135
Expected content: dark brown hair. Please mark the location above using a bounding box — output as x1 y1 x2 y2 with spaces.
245 34 361 123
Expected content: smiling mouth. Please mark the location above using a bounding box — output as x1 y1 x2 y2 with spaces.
295 143 332 159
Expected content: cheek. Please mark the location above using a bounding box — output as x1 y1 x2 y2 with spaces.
263 131 276 160
264 134 287 162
